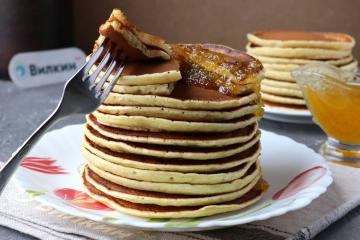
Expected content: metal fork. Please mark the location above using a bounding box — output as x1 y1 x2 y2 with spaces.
0 41 126 194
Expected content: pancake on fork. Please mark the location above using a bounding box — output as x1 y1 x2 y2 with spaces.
80 8 266 218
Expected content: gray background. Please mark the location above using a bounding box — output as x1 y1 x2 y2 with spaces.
0 81 359 240
73 0 360 60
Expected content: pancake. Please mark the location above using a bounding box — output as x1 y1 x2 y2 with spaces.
254 55 354 66
89 58 182 86
263 60 357 83
92 110 258 132
262 79 300 90
247 31 355 50
264 63 357 84
261 84 303 98
264 70 294 82
340 60 358 74
84 125 260 160
83 166 262 206
82 138 261 173
86 162 261 195
94 9 171 61
97 103 260 122
263 63 303 71
263 59 357 72
261 92 306 105
263 100 308 110
82 168 266 218
86 114 258 147
102 82 175 95
84 149 258 184
246 43 351 59
104 87 259 110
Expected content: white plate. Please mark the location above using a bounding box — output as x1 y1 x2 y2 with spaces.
264 105 313 124
13 124 332 231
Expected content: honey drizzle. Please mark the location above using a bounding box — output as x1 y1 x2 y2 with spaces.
172 44 263 96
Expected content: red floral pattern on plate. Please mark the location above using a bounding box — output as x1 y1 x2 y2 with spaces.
54 188 113 211
21 157 68 174
273 166 327 200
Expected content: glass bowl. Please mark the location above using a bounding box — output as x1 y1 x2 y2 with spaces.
292 63 360 166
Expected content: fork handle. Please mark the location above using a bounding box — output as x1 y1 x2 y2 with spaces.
0 108 63 194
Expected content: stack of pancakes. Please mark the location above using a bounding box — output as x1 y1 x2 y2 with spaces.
80 9 266 218
246 31 358 109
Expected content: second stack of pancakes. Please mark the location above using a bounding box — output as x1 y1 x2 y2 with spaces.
81 43 266 218
246 31 358 109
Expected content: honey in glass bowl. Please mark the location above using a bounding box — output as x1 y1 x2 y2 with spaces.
292 63 360 165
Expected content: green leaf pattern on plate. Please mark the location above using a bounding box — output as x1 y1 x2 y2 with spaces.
25 189 46 198
102 217 118 222
164 218 200 228
146 218 171 223
147 218 200 228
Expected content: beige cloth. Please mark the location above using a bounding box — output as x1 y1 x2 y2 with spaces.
0 162 359 240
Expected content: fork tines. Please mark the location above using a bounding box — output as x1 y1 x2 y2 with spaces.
83 40 127 101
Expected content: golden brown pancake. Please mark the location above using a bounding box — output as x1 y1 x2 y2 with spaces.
253 31 353 42
247 31 355 50
94 9 171 61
